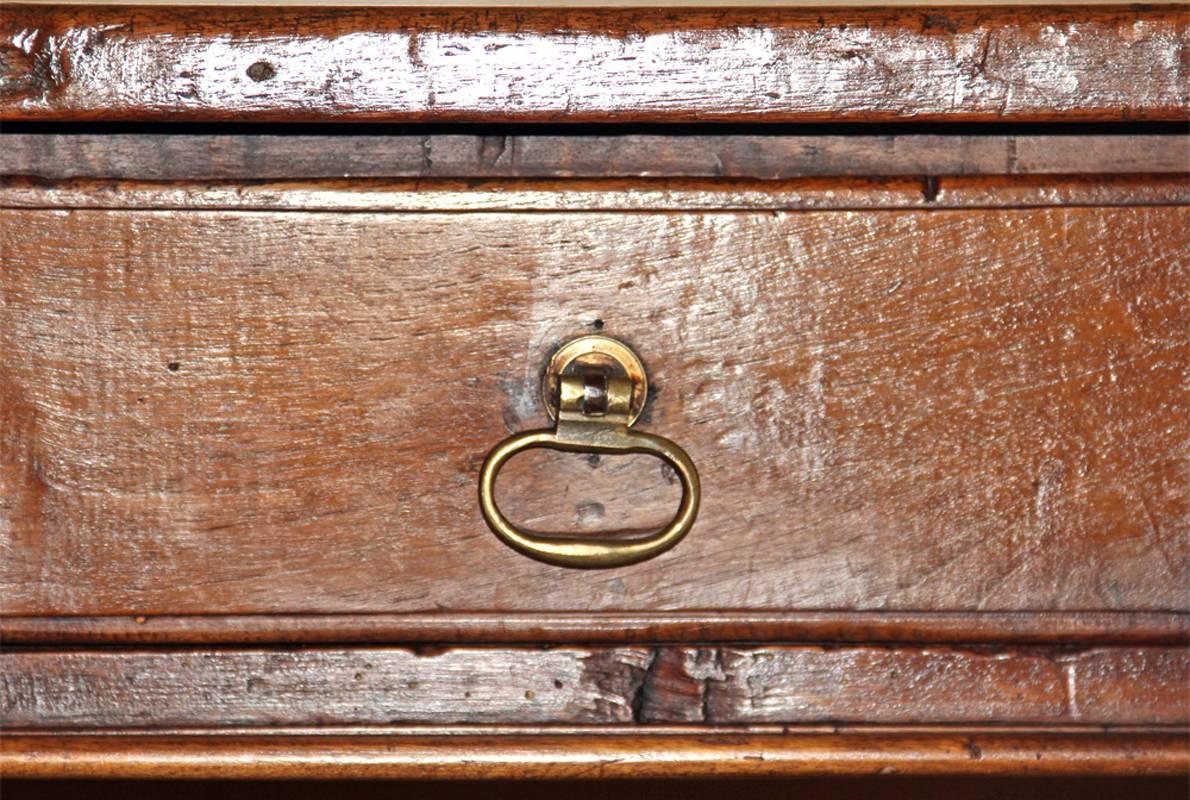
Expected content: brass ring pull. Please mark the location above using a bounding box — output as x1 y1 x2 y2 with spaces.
479 336 700 569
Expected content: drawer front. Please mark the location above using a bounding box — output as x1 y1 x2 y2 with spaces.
2 204 1185 619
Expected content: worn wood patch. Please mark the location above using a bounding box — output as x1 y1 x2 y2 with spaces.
1 6 1187 122
1 206 1186 616
2 646 1186 728
638 647 1190 724
0 647 654 728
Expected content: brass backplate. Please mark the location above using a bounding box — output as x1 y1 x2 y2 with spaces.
541 335 647 426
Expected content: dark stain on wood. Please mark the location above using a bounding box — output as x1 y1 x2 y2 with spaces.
4 133 1188 181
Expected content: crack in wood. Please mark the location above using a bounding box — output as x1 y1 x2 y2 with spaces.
629 647 660 725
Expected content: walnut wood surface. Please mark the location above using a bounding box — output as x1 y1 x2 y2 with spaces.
4 732 1186 779
2 646 1185 728
2 6 1186 122
2 205 1186 617
2 3 1186 782
5 133 1188 181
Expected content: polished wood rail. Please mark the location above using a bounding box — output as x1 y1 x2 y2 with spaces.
3 732 1187 779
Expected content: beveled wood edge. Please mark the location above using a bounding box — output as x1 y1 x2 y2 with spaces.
4 611 1186 645
2 175 1187 212
3 732 1187 778
2 5 1187 123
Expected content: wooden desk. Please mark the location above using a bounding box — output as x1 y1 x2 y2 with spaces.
1 3 1187 780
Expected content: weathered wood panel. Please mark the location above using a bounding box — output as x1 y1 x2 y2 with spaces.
1 207 1187 616
0 647 656 727
2 6 1186 122
2 646 1185 728
639 647 1190 724
4 134 1188 181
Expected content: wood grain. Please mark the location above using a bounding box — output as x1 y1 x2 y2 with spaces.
2 6 1187 122
931 174 1190 208
2 646 1186 728
638 646 1190 724
4 133 1188 181
1 205 1186 617
3 175 1188 213
0 176 939 212
4 732 1186 779
0 647 652 727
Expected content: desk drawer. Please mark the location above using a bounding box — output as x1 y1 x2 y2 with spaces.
2 199 1185 633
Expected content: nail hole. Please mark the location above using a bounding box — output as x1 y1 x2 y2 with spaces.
576 502 606 526
167 362 181 372
592 319 605 330
247 61 276 82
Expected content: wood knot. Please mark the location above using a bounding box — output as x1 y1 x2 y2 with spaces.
246 61 276 82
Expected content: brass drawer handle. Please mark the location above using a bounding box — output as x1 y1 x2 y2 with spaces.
479 335 700 569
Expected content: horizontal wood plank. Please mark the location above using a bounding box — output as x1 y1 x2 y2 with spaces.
3 732 1186 779
3 175 1187 212
1 206 1186 617
4 133 1189 181
2 646 1186 729
2 6 1186 122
